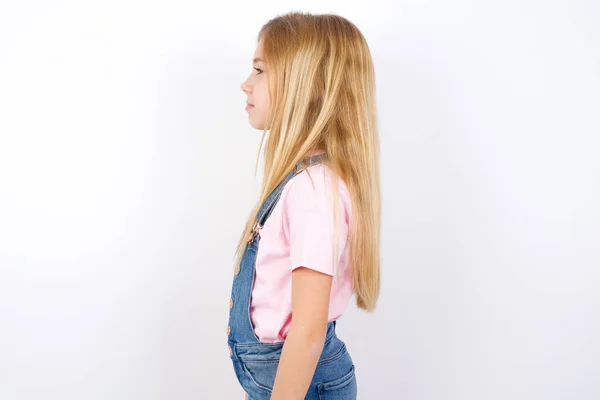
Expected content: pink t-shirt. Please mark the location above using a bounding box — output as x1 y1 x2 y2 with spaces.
249 163 354 343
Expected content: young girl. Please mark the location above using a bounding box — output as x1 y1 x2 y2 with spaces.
228 11 380 400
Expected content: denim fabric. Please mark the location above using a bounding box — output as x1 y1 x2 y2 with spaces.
227 154 357 399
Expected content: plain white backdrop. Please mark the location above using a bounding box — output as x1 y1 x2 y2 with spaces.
0 1 599 399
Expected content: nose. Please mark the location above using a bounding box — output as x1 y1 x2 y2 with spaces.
241 78 251 94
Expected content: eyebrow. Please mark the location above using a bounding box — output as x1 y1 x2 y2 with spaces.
253 57 263 63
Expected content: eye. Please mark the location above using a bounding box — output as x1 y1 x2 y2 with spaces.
254 67 264 75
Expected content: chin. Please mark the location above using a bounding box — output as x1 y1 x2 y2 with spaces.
249 118 266 131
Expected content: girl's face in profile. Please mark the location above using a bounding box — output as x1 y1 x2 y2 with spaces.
241 39 270 130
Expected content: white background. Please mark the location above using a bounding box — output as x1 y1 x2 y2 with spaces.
1 1 599 399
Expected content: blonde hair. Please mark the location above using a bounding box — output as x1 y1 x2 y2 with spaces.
234 11 381 311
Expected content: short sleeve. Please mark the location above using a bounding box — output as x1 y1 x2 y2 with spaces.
282 167 350 276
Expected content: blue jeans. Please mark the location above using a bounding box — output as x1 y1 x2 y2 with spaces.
230 322 357 399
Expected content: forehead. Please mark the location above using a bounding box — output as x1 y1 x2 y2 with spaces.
253 40 264 60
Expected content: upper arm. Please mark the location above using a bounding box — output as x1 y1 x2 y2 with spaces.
290 267 332 333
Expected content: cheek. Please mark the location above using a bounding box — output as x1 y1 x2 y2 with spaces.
255 83 270 110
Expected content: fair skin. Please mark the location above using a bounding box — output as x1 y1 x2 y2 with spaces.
240 39 271 131
240 40 334 400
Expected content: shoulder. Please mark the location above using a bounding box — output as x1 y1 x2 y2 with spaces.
281 164 351 215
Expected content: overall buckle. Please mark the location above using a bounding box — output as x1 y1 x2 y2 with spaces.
247 219 262 244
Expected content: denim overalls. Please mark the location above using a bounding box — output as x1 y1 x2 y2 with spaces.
227 153 357 400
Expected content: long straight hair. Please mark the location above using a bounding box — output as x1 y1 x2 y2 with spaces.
234 11 381 311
